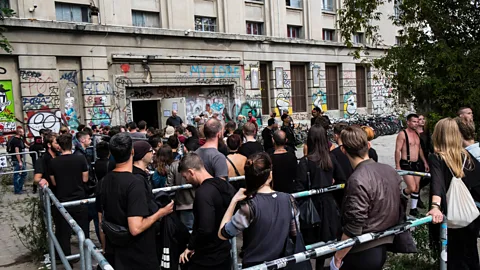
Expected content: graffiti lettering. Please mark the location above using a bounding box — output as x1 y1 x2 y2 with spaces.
59 71 78 85
129 89 154 99
84 81 112 95
283 72 291 88
115 76 133 90
22 94 53 107
196 78 237 85
156 88 186 99
206 88 228 98
190 65 241 78
20 70 41 80
0 67 6 75
26 110 66 137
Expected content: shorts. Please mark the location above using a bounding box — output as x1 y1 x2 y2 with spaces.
400 159 421 172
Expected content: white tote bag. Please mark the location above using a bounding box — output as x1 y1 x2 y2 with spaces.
446 158 480 228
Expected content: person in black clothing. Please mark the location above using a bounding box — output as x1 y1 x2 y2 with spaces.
94 141 112 181
9 127 27 194
166 110 184 128
262 118 277 153
330 123 353 207
49 134 89 258
281 114 296 149
296 124 346 270
96 133 173 270
29 135 45 194
238 122 264 158
33 133 60 192
311 107 321 127
185 125 200 152
270 130 297 193
178 153 236 269
427 118 480 269
148 134 163 152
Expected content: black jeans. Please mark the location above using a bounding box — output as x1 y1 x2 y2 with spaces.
341 245 387 270
53 205 89 256
448 226 480 270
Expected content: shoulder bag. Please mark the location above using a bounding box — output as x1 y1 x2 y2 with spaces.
298 171 321 228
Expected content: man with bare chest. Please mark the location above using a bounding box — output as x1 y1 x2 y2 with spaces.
395 114 429 217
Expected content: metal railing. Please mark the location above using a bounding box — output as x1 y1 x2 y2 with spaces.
0 150 40 175
45 169 448 270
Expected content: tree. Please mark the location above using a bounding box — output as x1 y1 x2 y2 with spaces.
338 0 480 122
0 7 14 53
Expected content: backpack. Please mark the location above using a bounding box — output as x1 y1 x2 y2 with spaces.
446 157 480 228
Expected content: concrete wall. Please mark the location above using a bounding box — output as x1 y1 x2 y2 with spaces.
7 0 400 45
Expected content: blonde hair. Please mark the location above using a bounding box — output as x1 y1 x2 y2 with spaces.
432 118 472 178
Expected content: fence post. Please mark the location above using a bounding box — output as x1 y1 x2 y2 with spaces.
439 216 447 270
45 191 57 270
84 244 92 270
231 236 239 270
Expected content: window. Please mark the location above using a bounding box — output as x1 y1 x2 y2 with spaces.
286 0 302 8
356 66 366 107
291 65 307 112
132 11 160 28
260 64 270 115
287 25 301 38
323 29 335 41
325 66 339 110
55 2 91 23
195 17 217 32
246 22 263 35
394 0 401 19
323 0 334 11
353 33 364 44
395 36 402 46
0 0 9 9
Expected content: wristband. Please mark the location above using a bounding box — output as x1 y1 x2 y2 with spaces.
431 202 441 209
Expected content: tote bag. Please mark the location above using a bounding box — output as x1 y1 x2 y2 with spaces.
446 157 480 228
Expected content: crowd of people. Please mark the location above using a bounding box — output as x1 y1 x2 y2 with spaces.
18 105 480 270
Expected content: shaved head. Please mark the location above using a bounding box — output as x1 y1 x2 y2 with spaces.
273 130 287 146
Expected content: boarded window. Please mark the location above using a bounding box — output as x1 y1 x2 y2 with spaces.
291 65 307 112
260 64 270 115
356 66 366 107
325 66 339 110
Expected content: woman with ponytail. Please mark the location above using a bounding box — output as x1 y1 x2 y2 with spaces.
218 152 305 268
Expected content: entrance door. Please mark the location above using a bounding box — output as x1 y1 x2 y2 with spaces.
132 100 160 129
160 98 187 129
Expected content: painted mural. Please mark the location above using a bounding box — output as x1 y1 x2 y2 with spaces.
312 89 328 112
0 80 16 134
343 90 357 118
59 71 81 130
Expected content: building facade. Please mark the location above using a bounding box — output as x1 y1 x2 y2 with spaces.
0 0 402 137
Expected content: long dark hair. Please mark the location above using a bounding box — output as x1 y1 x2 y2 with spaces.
156 145 173 175
244 152 272 196
186 125 199 139
307 124 333 170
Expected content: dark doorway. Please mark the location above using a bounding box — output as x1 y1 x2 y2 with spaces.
132 100 159 129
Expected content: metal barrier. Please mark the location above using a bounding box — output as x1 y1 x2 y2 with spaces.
41 186 87 270
50 169 448 270
243 216 446 270
0 150 39 175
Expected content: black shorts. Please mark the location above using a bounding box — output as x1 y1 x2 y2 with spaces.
400 159 421 172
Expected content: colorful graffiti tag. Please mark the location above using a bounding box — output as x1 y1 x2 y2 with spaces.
312 89 328 112
343 90 357 118
0 81 16 134
26 110 66 137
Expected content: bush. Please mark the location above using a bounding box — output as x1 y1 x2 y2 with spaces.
11 196 48 262
384 224 438 270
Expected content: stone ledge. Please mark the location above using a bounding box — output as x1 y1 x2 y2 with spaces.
2 18 390 50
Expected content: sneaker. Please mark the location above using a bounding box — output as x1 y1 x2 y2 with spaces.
417 198 425 209
409 208 420 217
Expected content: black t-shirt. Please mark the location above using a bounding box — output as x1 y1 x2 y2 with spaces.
94 158 110 181
50 154 88 202
261 128 274 152
369 148 379 162
238 141 264 159
271 152 298 193
9 137 25 157
331 147 354 180
97 171 158 270
266 145 296 156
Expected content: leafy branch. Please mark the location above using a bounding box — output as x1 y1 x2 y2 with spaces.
0 7 15 53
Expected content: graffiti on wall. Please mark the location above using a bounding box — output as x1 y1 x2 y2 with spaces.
26 110 66 137
0 67 6 75
0 81 16 134
59 71 81 130
343 90 357 118
371 72 395 115
190 65 241 78
275 90 291 116
312 89 328 112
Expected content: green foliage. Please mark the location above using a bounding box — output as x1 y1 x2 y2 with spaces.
385 225 438 270
338 0 480 123
0 7 15 53
11 196 48 262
